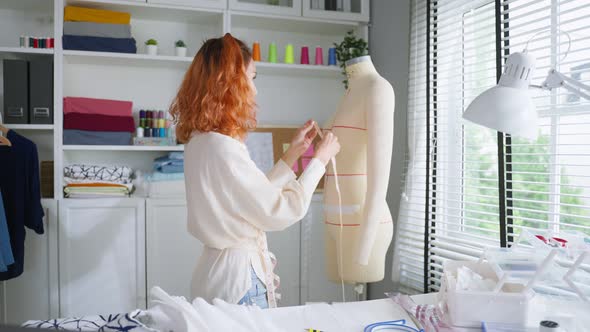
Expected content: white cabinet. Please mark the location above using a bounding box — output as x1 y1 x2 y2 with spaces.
0 199 58 325
146 199 202 300
147 0 226 10
300 194 359 303
58 199 146 317
302 0 369 22
229 0 302 17
266 213 301 306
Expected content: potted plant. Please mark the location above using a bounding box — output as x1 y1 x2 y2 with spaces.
175 40 187 57
145 39 158 56
334 30 369 89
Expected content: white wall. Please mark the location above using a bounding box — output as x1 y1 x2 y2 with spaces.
366 0 411 299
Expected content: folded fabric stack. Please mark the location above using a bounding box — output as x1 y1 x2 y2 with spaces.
63 97 135 145
63 6 136 53
64 164 134 198
147 152 185 198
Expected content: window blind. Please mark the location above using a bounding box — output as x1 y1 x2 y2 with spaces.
425 0 501 292
394 0 428 294
500 0 590 243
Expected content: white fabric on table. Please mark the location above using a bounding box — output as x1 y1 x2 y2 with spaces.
143 287 416 332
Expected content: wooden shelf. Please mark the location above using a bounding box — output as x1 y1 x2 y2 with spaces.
63 145 184 151
230 10 363 35
63 50 341 77
256 61 340 77
64 49 193 63
4 124 54 130
65 0 223 23
0 47 54 55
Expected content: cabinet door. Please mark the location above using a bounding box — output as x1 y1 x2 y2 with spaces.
302 0 369 22
0 199 58 325
147 0 226 9
58 198 146 317
266 212 301 306
146 199 202 300
300 194 359 303
229 0 302 17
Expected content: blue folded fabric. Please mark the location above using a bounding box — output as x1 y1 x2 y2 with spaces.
0 188 15 272
159 164 184 174
64 129 132 145
63 35 137 53
146 171 185 182
168 152 184 160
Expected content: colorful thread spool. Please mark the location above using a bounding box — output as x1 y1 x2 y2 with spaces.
284 44 294 64
268 42 278 63
300 46 310 65
314 46 323 65
252 42 261 61
328 47 337 66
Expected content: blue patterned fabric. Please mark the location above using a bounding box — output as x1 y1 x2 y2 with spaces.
22 309 155 332
153 154 184 174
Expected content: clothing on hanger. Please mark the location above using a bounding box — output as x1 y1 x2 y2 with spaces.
0 130 44 281
0 191 15 272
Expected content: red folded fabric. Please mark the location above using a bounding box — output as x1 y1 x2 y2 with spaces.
64 97 133 117
64 113 135 132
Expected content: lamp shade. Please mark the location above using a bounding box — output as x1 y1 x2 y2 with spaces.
463 51 539 140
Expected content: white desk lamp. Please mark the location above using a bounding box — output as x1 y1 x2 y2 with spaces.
463 30 590 140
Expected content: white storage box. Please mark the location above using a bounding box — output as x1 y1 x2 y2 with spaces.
442 260 534 328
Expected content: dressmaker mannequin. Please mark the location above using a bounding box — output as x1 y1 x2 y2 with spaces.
323 55 394 283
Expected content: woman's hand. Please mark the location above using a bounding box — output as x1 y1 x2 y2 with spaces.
314 131 341 166
281 120 318 168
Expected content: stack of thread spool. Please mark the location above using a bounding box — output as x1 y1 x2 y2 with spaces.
136 110 172 139
20 36 55 49
252 42 337 66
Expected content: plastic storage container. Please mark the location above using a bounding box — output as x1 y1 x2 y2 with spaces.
442 260 534 328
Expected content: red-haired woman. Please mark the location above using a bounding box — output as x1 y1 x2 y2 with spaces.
170 33 340 309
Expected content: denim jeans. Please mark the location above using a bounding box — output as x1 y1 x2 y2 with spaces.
237 266 269 309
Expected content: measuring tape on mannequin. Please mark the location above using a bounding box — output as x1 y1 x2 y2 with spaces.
314 122 346 303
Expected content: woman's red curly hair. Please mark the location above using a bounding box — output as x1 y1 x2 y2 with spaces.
170 33 256 143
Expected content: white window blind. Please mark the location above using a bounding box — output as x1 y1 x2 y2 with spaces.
393 0 428 294
394 0 590 294
425 0 501 292
501 0 590 243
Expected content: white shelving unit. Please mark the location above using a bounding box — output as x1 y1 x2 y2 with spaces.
4 124 55 130
0 47 54 55
0 0 370 319
63 145 184 151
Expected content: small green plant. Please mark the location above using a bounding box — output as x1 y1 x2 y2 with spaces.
266 0 280 5
334 30 369 88
145 39 158 46
175 40 186 48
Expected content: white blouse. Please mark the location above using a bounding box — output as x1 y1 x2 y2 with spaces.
185 131 325 307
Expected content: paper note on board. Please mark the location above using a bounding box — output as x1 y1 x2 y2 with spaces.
245 132 274 173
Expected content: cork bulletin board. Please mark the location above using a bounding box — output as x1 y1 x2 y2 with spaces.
254 126 324 190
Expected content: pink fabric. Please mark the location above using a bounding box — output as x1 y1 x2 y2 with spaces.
64 97 133 117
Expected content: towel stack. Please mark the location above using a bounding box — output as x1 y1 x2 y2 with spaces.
63 97 135 145
64 164 134 198
146 152 185 198
63 6 136 53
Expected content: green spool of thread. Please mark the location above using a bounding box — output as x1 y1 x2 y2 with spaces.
284 44 294 64
268 42 278 63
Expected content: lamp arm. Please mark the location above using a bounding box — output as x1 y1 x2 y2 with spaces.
541 69 590 101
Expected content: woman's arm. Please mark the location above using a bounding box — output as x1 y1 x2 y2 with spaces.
228 148 325 232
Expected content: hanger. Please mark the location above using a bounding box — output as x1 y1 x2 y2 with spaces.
0 113 12 147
